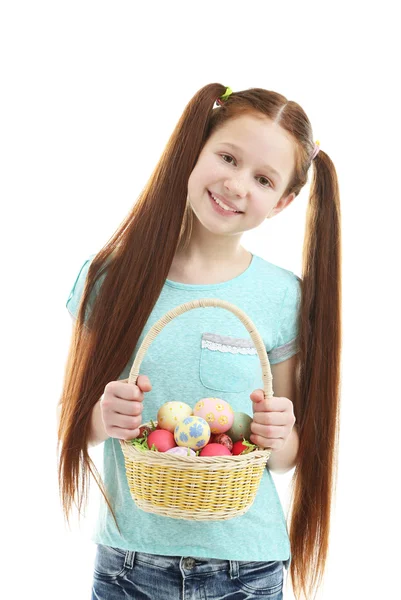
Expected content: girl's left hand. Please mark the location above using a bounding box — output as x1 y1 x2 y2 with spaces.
249 389 296 452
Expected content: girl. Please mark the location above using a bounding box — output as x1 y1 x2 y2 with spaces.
58 84 342 600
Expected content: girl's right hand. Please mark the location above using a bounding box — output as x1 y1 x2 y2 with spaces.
100 375 152 440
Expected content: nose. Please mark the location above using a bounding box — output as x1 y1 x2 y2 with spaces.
224 176 247 197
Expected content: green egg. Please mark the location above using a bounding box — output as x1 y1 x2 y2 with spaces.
226 412 253 442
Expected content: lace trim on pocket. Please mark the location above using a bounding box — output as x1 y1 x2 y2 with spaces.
201 333 257 356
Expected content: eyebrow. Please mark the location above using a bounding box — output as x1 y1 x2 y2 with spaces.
219 142 282 182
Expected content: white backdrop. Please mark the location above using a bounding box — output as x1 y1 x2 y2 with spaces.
1 1 400 598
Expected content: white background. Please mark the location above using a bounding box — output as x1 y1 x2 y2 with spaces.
1 1 400 598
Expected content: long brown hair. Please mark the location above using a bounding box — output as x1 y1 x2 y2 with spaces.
58 83 341 600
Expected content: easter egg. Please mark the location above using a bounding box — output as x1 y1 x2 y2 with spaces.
210 433 233 452
147 429 176 452
193 397 234 434
165 446 196 457
199 443 232 457
226 412 253 442
174 416 211 450
157 401 193 433
232 439 256 455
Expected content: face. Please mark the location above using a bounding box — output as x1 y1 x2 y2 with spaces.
187 113 296 237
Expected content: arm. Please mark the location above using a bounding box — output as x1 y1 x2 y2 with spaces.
56 396 109 448
87 398 109 447
266 354 300 474
57 316 109 448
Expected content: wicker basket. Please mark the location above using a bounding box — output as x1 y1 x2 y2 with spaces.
120 298 275 521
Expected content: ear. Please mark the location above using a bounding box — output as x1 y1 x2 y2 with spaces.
267 192 296 219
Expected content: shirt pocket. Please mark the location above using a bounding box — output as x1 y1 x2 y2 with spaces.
199 332 260 394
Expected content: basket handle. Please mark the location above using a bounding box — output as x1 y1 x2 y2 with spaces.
127 298 274 400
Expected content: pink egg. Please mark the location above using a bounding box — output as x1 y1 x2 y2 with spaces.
147 430 176 452
193 397 234 434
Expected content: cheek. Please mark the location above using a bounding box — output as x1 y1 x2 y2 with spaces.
188 158 226 191
250 199 273 221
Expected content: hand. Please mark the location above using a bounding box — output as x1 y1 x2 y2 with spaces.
249 389 296 452
100 375 152 441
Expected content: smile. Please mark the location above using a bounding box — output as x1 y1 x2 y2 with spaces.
208 191 243 214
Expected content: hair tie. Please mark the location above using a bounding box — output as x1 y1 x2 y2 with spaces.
312 140 321 160
216 86 233 106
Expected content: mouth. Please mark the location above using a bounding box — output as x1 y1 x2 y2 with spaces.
208 190 244 214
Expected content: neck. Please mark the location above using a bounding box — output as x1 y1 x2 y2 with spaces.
177 215 246 265
169 244 252 285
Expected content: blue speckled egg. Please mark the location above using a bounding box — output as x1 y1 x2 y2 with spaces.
174 416 211 450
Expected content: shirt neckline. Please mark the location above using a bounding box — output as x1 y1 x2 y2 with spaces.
165 253 258 290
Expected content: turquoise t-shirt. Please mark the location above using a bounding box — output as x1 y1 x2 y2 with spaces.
66 252 301 570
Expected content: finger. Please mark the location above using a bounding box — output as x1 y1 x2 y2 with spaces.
136 375 152 392
252 396 284 413
250 389 264 403
108 426 141 441
110 412 142 430
250 422 283 438
105 380 138 401
252 412 284 426
115 375 152 399
252 398 272 413
249 433 281 450
105 397 144 417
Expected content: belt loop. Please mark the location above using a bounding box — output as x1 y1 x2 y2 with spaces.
229 560 239 579
125 550 135 570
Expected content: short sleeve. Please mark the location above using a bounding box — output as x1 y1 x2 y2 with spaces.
66 254 97 321
268 274 302 365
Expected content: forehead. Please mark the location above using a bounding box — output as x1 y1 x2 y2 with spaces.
210 114 290 148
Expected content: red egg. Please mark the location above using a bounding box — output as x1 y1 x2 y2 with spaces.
199 443 232 457
232 440 250 455
147 429 176 452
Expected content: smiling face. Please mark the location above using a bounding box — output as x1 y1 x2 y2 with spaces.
187 113 297 237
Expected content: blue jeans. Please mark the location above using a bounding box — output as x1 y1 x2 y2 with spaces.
91 544 285 599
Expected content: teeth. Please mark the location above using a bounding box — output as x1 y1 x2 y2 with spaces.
211 193 239 212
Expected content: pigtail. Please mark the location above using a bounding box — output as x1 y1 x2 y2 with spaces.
287 148 342 599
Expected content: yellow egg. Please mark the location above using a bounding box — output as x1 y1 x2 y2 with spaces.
157 401 193 433
174 416 211 450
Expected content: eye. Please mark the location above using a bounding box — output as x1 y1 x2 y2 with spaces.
257 176 272 188
220 154 272 188
221 153 235 164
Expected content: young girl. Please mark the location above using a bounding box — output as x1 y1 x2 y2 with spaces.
58 84 342 600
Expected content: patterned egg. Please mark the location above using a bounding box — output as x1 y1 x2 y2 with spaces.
210 433 233 452
193 397 234 434
157 401 193 433
165 446 196 457
174 416 211 450
226 412 253 442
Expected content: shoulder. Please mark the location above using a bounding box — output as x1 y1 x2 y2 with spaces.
66 253 102 319
252 254 302 292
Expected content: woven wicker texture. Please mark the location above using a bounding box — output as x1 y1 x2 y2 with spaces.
120 298 274 521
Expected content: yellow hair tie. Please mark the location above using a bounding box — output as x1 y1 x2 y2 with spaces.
216 87 233 106
220 87 233 101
